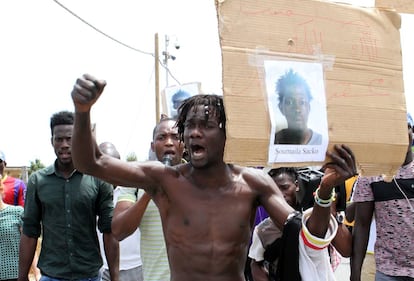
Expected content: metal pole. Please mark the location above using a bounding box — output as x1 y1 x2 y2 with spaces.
155 33 160 123
165 34 169 87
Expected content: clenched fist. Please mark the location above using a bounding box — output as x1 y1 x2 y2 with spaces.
71 74 106 113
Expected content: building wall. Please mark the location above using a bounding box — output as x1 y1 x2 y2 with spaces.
5 166 28 183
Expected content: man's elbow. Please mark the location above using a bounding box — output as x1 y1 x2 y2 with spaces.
111 221 129 241
111 225 124 241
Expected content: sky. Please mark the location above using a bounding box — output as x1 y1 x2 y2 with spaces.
0 0 413 167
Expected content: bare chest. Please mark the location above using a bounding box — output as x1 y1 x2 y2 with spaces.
160 182 256 243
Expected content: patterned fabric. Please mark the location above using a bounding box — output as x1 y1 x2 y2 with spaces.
1 175 27 206
328 245 341 272
353 161 414 278
0 205 23 279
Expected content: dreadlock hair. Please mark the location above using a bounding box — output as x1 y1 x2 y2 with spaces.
50 111 74 136
276 68 312 106
176 94 226 141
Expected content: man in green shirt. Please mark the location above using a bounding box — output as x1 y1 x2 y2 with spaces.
18 111 119 281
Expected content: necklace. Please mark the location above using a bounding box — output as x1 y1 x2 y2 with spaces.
392 177 414 213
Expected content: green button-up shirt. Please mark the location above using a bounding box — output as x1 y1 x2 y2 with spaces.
23 161 113 279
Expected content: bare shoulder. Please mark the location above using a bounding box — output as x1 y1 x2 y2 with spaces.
232 165 272 189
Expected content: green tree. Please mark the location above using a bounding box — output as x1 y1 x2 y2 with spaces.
126 152 137 162
28 159 45 176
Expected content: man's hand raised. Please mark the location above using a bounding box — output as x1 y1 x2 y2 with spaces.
320 144 357 195
71 74 106 113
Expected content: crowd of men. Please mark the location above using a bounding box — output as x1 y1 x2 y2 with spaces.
0 73 412 281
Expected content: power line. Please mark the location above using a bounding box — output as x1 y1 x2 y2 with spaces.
160 58 181 86
52 0 154 56
53 0 181 85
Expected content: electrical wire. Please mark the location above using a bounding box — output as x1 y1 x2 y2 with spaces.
159 58 181 86
53 0 182 86
53 0 154 56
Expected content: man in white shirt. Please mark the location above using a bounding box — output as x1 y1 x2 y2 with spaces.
98 142 143 281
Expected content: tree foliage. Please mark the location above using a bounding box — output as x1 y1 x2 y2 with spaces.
28 159 45 176
126 152 137 162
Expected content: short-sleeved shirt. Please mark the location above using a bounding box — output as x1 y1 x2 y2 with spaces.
249 217 283 264
23 162 114 279
249 209 338 281
0 205 23 280
353 161 414 278
118 187 170 281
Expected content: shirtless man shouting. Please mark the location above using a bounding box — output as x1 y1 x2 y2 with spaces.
71 74 356 281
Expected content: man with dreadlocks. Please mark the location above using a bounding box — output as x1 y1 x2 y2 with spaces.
71 74 357 281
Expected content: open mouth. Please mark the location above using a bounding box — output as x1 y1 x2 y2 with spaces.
163 150 176 157
190 144 205 159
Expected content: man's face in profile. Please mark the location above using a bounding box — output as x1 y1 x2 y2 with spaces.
279 85 310 130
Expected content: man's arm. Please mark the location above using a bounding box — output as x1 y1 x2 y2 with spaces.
345 201 356 222
248 226 269 281
112 191 151 241
103 232 120 281
260 145 355 239
330 192 352 257
18 234 38 281
331 223 352 257
250 260 268 281
71 74 163 189
306 144 357 238
350 201 374 281
30 248 41 281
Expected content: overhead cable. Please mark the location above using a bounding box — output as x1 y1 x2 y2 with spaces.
53 0 154 56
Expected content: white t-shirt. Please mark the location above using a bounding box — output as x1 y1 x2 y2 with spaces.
98 186 142 270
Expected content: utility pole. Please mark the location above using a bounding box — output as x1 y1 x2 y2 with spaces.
155 33 179 123
154 33 160 123
163 35 170 87
162 34 178 87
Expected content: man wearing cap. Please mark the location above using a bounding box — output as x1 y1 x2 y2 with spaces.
0 150 27 207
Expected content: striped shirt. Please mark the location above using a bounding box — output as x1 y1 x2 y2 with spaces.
353 161 414 278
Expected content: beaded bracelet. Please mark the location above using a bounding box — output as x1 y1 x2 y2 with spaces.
314 186 335 208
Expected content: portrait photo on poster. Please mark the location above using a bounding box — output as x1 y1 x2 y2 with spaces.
265 60 329 163
163 82 201 119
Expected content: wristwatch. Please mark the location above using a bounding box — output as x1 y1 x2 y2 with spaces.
336 211 345 224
